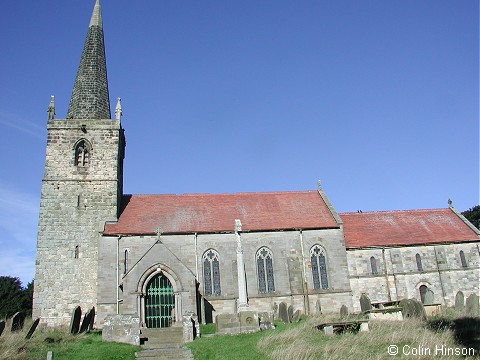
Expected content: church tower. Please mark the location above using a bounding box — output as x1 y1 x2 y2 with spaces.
33 0 125 326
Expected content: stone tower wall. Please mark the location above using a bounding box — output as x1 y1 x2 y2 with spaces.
33 118 123 326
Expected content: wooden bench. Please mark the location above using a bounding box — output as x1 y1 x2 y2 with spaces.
315 320 369 336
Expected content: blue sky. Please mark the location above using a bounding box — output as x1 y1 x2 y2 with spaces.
0 1 478 284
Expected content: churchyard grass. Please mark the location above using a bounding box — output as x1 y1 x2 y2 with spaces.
189 311 479 360
0 321 140 360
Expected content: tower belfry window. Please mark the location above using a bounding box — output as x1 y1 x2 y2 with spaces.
75 140 91 167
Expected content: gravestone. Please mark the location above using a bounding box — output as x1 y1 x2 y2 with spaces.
0 320 5 337
424 289 435 305
70 306 82 334
258 312 275 331
46 351 53 360
11 312 25 332
25 318 40 340
466 294 479 317
278 302 289 323
80 307 95 333
272 303 278 318
287 305 294 323
292 309 301 323
400 299 426 319
315 300 321 314
455 291 465 311
359 294 372 312
340 305 348 318
88 307 95 332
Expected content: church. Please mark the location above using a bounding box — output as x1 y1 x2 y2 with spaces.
33 1 480 329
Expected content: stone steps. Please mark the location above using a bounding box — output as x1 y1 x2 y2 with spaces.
135 326 193 360
135 348 193 360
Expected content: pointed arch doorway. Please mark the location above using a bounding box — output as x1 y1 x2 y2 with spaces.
145 272 175 328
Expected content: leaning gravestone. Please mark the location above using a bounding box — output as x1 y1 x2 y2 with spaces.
80 307 95 333
360 294 372 312
272 303 278 319
455 291 465 311
287 305 294 323
292 310 301 323
25 318 40 340
278 302 289 323
466 294 479 317
0 320 5 337
11 312 25 332
70 306 82 334
88 307 95 332
340 305 349 318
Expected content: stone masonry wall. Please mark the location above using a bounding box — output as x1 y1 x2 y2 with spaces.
34 119 123 326
97 227 353 325
347 242 480 312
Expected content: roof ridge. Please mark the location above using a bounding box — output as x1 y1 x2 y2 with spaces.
340 208 449 215
125 190 317 197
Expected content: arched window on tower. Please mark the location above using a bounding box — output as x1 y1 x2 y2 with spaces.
203 249 221 296
370 256 378 275
74 245 80 259
256 247 275 294
416 253 423 272
459 250 468 268
74 139 91 167
310 245 329 290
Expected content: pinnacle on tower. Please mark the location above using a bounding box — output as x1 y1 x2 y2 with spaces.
66 0 111 120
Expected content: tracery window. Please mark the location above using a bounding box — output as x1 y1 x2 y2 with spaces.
459 250 468 268
256 247 275 294
416 253 423 272
370 256 378 275
310 245 329 290
203 249 221 296
75 139 91 167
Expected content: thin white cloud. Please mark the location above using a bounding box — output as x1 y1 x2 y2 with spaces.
0 111 46 140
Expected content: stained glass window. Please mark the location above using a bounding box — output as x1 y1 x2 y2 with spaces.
257 247 275 293
203 249 221 296
310 245 329 290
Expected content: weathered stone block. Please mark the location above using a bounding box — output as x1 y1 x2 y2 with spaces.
102 315 140 346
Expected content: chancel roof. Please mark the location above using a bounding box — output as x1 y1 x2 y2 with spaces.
340 208 479 248
103 190 340 235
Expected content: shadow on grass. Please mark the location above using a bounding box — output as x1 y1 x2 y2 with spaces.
427 317 480 353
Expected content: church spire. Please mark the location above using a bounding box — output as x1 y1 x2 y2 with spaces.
67 0 111 120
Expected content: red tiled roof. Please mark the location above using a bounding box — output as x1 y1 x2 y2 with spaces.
340 208 479 248
104 190 339 235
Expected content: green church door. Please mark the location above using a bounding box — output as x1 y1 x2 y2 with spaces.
145 273 175 328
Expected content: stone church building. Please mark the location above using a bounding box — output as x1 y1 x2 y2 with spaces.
33 1 480 328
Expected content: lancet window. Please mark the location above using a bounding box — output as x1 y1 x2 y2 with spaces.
311 245 329 290
203 249 221 296
370 256 378 275
257 247 275 294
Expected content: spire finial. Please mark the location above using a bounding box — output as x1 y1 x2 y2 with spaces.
89 0 103 28
115 97 122 121
47 96 55 121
